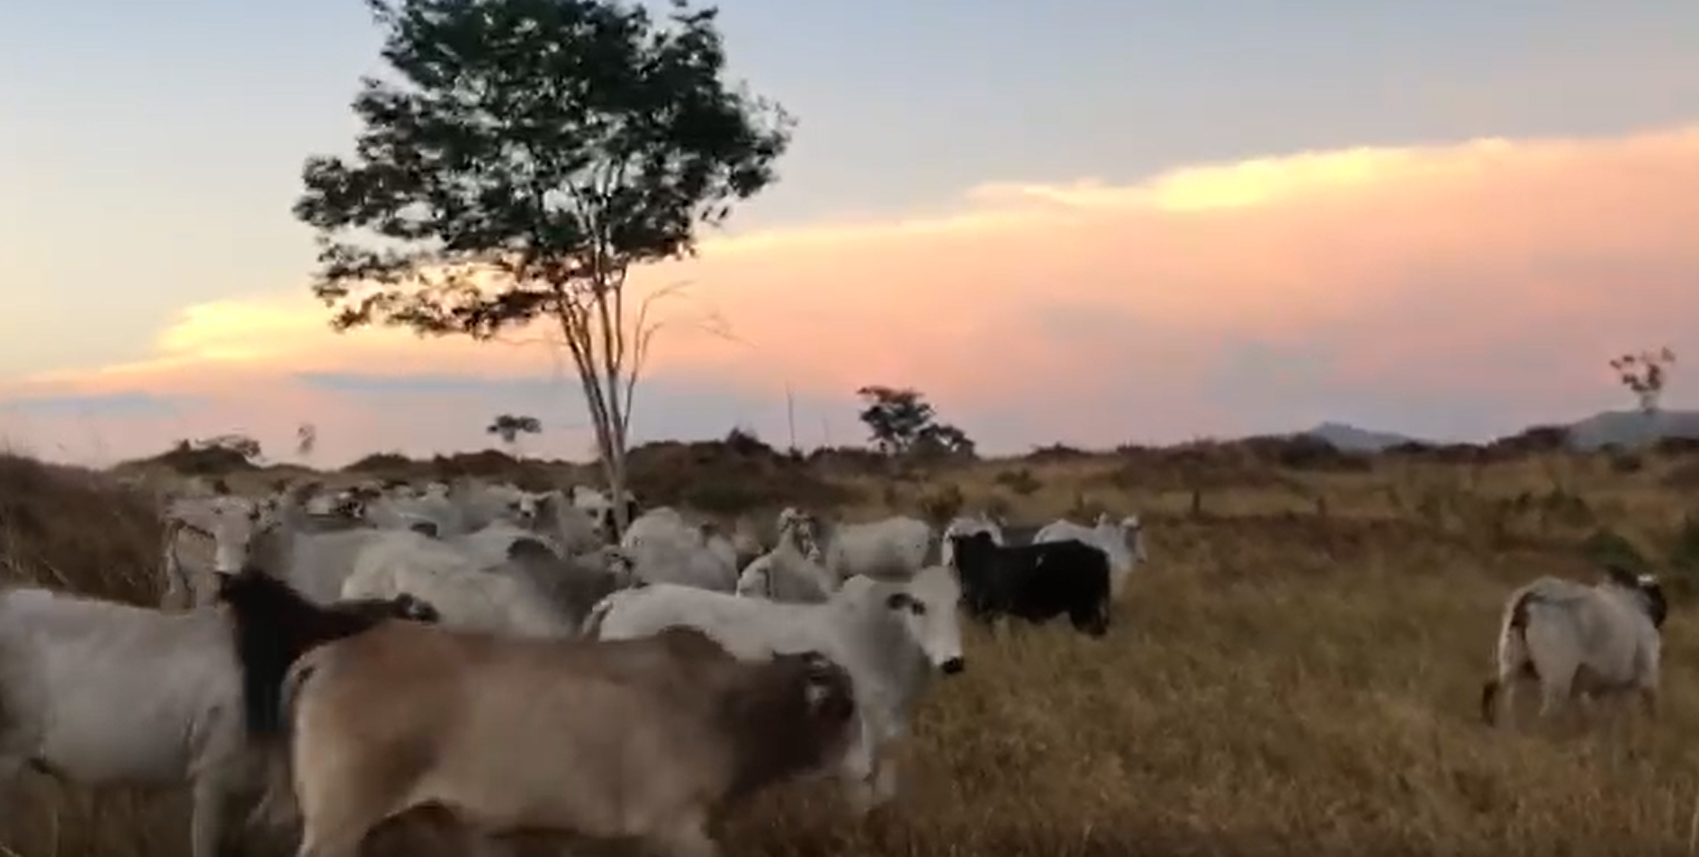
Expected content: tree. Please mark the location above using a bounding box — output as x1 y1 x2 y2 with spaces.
855 385 974 459
296 423 318 459
195 433 262 463
291 0 793 534
914 422 976 460
1610 347 1676 446
486 413 542 454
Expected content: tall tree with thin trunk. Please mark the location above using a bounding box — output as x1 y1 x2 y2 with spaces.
291 0 792 533
1610 347 1676 447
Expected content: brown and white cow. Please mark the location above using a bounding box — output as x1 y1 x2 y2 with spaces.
272 621 859 857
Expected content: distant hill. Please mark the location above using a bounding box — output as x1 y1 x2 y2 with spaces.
1295 410 1699 453
1564 409 1699 451
1301 422 1423 453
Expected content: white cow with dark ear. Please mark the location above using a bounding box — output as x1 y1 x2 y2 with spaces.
1480 564 1667 727
1032 512 1146 597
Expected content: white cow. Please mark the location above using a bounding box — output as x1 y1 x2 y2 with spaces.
584 564 966 813
737 517 837 603
0 587 416 857
572 484 639 538
360 478 528 537
341 530 577 638
788 508 933 583
164 489 269 573
511 488 604 555
1481 566 1668 727
940 512 1006 568
622 507 739 591
1033 512 1146 597
200 488 397 605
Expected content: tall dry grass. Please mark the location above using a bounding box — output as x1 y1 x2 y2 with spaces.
2 445 1699 856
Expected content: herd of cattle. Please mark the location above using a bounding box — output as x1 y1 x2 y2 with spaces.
0 473 1671 857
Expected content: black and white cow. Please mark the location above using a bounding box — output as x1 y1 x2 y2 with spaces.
947 531 1111 636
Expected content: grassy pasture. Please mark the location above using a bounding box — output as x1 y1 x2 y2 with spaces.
3 439 1699 856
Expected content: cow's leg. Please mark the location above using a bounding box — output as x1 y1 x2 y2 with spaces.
188 777 230 857
293 770 392 857
1068 602 1109 637
644 808 719 857
1536 669 1576 733
869 754 900 805
836 715 881 816
1632 645 1661 723
1480 673 1515 728
1638 683 1660 721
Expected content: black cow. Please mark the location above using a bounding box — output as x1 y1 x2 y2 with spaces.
948 531 1111 637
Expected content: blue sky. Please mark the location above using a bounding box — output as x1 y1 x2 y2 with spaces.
3 1 1698 463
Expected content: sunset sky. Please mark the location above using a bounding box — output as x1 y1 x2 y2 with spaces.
3 1 1697 466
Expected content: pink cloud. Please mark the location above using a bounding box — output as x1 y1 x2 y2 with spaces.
4 123 1698 464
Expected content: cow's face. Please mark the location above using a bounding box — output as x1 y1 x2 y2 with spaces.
208 498 268 574
885 566 966 675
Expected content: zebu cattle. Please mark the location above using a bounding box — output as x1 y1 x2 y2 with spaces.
622 507 739 591
573 484 641 538
502 538 638 631
340 530 579 638
514 487 605 554
584 565 966 813
787 508 932 583
264 620 857 857
0 583 429 857
736 515 836 603
208 485 402 605
949 531 1111 636
1481 565 1668 727
358 478 527 537
1032 512 1146 597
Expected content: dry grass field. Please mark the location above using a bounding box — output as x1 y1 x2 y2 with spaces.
4 435 1699 856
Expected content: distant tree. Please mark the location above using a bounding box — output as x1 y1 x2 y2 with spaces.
914 422 976 460
486 413 543 455
1610 347 1676 446
855 385 975 459
291 0 793 535
195 433 262 463
295 422 318 459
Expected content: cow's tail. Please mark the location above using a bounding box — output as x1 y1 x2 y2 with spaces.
1480 588 1537 726
245 653 324 832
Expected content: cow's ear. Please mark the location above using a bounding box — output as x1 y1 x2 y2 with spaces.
1601 563 1638 589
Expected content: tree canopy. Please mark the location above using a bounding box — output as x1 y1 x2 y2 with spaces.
856 385 975 460
487 413 543 445
292 0 792 527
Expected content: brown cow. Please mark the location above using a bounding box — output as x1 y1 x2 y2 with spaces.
278 621 859 857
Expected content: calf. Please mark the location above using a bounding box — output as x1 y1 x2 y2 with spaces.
276 622 858 857
949 531 1111 637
